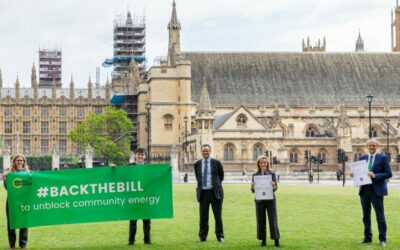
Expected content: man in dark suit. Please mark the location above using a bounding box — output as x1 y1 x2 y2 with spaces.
194 144 224 243
128 148 151 245
352 139 392 247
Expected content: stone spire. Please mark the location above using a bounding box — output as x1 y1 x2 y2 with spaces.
197 77 214 113
126 11 133 26
31 62 38 88
33 82 38 100
15 76 20 100
392 1 400 51
168 0 181 30
355 31 364 52
167 0 181 66
87 76 92 99
32 64 38 100
195 76 215 158
69 75 75 100
0 68 2 89
127 60 140 93
51 78 57 101
105 76 110 100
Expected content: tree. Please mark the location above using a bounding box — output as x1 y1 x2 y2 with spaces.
69 107 134 166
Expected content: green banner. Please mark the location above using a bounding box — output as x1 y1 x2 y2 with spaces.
7 164 173 229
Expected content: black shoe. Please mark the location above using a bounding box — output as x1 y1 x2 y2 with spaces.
128 241 134 245
275 239 280 247
359 238 372 243
217 237 224 243
260 239 266 246
144 240 151 244
196 238 206 243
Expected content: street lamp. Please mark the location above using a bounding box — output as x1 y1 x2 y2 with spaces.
183 115 188 165
385 117 390 158
145 101 151 163
366 92 374 139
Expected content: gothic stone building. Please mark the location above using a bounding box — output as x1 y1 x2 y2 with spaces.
0 64 111 156
130 1 400 172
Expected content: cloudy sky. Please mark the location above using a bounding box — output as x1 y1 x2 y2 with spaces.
0 0 396 88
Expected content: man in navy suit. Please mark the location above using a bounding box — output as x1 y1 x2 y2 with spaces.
194 144 224 243
128 148 151 245
352 139 392 247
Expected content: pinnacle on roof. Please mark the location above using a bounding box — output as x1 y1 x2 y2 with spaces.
15 75 20 87
31 62 36 72
70 75 74 86
126 11 133 26
356 31 364 52
197 76 213 112
168 0 181 30
356 32 364 44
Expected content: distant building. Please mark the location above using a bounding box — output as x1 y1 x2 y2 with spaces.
302 36 326 52
112 11 146 92
0 64 111 156
129 1 400 172
39 48 62 88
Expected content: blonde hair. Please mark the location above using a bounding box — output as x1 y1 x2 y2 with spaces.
256 155 270 172
367 138 379 146
10 154 29 172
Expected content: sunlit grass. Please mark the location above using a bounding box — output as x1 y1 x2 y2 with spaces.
0 183 399 249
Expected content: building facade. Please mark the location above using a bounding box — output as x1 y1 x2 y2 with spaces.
0 64 111 156
131 1 400 172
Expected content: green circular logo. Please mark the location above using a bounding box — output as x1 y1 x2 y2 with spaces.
12 178 23 189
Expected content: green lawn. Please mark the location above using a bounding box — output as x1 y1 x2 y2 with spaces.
0 183 400 249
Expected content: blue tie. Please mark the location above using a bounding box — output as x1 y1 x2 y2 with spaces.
203 160 208 188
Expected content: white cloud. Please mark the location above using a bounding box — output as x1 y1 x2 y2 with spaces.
0 0 397 88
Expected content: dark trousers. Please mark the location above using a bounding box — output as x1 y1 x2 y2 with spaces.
360 185 386 242
129 219 151 243
6 201 28 248
199 189 224 240
255 200 280 241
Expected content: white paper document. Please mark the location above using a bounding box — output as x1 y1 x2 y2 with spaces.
254 175 274 200
350 160 372 187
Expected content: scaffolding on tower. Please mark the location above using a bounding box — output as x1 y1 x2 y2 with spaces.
104 11 146 81
39 47 62 88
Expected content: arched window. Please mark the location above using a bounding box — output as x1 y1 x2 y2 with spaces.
290 152 298 163
371 127 378 138
191 121 196 133
306 126 317 137
317 152 326 164
224 144 234 161
253 143 263 160
236 114 247 127
163 114 174 130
